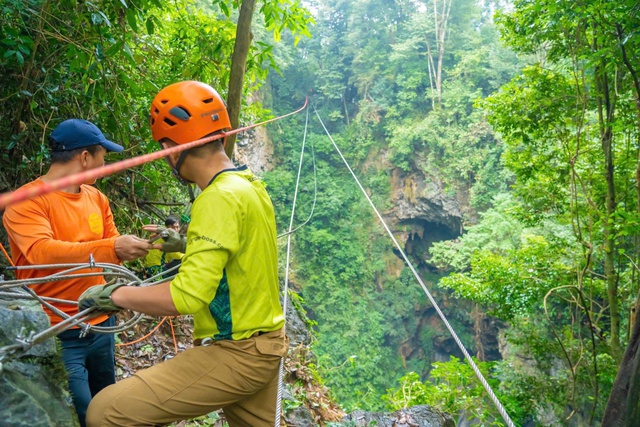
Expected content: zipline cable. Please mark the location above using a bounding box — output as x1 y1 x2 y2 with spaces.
275 105 311 427
0 99 308 211
313 105 516 427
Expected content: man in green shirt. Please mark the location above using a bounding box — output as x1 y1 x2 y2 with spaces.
80 81 287 427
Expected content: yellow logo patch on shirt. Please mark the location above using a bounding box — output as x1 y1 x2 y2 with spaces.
88 213 103 235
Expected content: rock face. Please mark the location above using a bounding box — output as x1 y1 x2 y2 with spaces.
284 298 312 348
342 405 455 427
387 168 463 270
389 168 463 234
234 126 274 174
0 295 78 427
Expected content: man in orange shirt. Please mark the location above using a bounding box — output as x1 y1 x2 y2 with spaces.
2 119 153 427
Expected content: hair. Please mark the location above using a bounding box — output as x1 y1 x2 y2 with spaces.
186 139 224 159
49 144 102 164
159 138 224 161
165 216 179 227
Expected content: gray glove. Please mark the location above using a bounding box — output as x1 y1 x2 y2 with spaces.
159 228 187 253
78 281 125 313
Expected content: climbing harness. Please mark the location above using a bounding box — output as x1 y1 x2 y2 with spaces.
313 105 517 427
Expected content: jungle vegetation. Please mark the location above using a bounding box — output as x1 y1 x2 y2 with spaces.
2 0 640 426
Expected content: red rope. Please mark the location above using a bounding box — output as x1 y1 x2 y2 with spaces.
169 317 178 354
116 316 168 347
0 99 308 210
0 241 15 267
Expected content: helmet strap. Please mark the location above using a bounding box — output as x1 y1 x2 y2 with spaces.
187 183 196 203
160 141 193 185
174 150 192 184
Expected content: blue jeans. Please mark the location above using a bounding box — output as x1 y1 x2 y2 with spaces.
58 316 116 427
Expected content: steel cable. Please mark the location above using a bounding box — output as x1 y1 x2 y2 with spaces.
313 105 516 427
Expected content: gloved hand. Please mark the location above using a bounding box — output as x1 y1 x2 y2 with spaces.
78 281 125 313
158 227 187 253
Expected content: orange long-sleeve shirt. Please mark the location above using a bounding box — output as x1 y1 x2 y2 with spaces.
2 179 121 326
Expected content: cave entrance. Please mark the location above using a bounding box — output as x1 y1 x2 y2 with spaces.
394 219 460 271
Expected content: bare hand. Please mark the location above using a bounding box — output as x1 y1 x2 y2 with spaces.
115 235 154 261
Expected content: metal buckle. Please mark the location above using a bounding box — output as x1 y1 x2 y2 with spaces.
200 337 213 347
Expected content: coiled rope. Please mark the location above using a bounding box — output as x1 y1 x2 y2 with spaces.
0 261 174 367
313 105 516 427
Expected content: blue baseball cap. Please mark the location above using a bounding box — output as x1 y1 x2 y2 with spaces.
50 119 124 153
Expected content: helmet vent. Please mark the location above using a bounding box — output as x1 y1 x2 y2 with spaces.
202 98 214 104
160 100 169 105
169 106 191 121
164 117 177 126
154 108 159 114
151 118 155 125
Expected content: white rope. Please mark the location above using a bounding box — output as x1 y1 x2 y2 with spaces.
276 144 318 240
313 105 516 427
275 106 311 427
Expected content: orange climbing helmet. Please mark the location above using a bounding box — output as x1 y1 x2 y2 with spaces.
150 81 232 146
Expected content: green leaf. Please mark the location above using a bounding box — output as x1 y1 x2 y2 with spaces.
146 17 155 34
17 44 30 55
219 1 230 17
98 11 112 27
123 43 135 65
126 9 138 32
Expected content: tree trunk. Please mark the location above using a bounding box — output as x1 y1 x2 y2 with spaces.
225 0 256 158
601 294 640 426
595 60 620 358
435 0 451 106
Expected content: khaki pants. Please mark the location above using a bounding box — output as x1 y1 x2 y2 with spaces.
86 329 288 427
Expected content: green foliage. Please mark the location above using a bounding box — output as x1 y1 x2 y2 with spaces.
439 233 576 319
263 0 528 413
430 193 525 272
384 358 517 426
271 0 640 421
0 0 312 233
